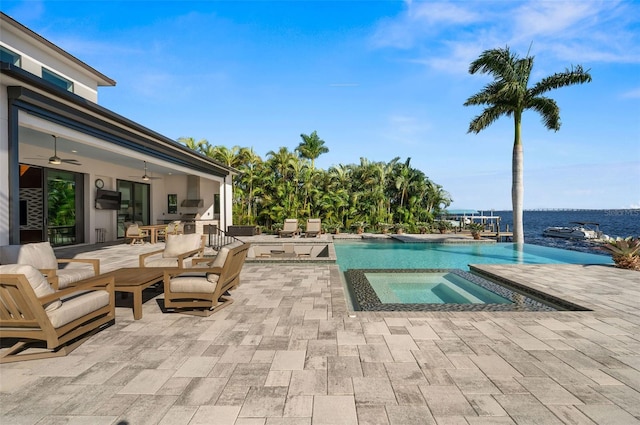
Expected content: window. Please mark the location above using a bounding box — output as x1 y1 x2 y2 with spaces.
0 46 21 66
42 67 74 92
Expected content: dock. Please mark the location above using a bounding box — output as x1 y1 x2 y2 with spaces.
480 231 513 242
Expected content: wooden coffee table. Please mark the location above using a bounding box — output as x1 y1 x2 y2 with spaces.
105 267 167 320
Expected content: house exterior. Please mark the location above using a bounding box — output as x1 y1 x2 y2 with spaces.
1 12 236 247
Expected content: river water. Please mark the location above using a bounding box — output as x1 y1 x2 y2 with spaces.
484 209 639 255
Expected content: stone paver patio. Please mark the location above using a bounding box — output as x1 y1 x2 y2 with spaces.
1 241 640 424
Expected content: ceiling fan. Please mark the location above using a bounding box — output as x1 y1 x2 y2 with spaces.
27 135 82 165
131 161 162 181
48 135 81 165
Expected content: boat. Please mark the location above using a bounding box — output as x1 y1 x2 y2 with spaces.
543 222 603 240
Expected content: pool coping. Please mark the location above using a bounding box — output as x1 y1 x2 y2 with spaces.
344 268 590 312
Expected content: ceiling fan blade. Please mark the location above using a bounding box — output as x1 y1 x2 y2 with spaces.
61 159 82 165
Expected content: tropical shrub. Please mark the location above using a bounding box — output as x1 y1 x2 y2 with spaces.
435 220 453 233
601 237 640 271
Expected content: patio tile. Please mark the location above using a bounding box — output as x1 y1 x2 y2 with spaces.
391 384 425 405
352 377 396 406
189 405 241 425
175 377 227 406
283 395 313 417
271 350 306 370
385 405 436 425
239 386 288 417
313 395 358 425
117 394 178 425
118 369 174 394
157 405 198 425
356 406 389 425
289 370 327 396
418 385 476 416
578 404 640 424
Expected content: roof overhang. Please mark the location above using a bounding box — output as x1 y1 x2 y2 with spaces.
2 62 238 178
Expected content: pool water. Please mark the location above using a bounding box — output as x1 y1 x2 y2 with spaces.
366 272 511 304
335 241 612 271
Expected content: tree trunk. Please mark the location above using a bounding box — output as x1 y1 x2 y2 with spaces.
512 113 524 244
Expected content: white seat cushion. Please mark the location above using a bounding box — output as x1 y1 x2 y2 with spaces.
47 290 110 328
163 234 202 258
0 264 61 311
56 268 97 289
170 274 217 293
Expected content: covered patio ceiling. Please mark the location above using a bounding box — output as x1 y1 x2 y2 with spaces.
19 126 194 178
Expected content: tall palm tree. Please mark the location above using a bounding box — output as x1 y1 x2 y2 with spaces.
464 46 591 243
296 131 329 170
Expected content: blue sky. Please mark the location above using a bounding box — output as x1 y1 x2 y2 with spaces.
4 0 640 210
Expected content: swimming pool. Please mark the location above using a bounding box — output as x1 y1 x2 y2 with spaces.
344 268 570 312
334 240 612 271
366 271 511 304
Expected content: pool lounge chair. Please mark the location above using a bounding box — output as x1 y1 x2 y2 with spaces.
279 219 300 238
305 218 322 237
163 242 250 316
0 264 115 363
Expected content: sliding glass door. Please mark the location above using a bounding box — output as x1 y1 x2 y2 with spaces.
18 164 84 246
117 180 150 238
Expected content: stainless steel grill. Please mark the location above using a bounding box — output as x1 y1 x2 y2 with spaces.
181 213 198 234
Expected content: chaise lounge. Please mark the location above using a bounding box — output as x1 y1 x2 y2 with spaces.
279 219 300 238
0 264 115 363
305 218 322 237
163 242 250 316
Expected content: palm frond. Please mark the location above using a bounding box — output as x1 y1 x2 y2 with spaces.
530 65 592 97
528 97 561 131
468 105 508 133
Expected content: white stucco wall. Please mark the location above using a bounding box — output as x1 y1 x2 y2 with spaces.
0 85 9 245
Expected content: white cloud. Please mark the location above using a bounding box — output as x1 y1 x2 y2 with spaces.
371 0 640 74
512 1 602 39
371 1 479 49
621 88 640 99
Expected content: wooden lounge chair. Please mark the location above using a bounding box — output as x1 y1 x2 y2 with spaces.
0 264 115 363
0 242 100 290
139 234 205 268
125 223 149 245
279 219 300 238
163 242 250 316
305 218 322 237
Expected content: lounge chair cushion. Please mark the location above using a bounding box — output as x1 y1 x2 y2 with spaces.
163 234 202 258
0 242 58 269
170 274 218 293
211 247 230 268
47 290 110 328
0 264 61 311
55 266 97 289
144 258 194 268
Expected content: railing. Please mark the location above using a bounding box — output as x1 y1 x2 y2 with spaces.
203 225 243 249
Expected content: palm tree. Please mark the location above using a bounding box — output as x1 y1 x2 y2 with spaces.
296 131 329 170
464 46 591 244
178 137 209 154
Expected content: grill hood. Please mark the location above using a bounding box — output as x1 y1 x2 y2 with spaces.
181 175 203 207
